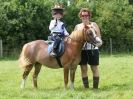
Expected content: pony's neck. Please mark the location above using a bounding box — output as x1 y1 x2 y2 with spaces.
67 30 85 52
69 30 84 43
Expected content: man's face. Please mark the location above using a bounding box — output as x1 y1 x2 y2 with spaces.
81 11 89 19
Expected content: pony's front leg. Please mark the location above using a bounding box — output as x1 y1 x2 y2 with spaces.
70 67 77 90
64 67 69 90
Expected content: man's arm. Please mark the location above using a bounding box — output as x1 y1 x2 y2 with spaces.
92 22 101 38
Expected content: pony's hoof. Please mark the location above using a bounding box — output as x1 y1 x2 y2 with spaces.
20 83 25 89
20 85 24 89
34 87 38 89
70 84 74 90
70 87 74 91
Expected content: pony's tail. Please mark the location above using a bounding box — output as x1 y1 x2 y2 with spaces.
18 44 32 69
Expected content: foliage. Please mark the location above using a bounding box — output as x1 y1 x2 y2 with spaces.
0 0 132 56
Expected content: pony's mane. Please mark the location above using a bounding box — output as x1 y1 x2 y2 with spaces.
70 29 84 41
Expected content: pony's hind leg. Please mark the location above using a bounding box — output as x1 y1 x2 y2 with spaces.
20 64 33 89
32 62 42 88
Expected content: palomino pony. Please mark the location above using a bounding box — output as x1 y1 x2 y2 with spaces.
19 26 102 90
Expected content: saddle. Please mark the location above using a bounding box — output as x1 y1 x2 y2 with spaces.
45 40 65 68
47 40 65 58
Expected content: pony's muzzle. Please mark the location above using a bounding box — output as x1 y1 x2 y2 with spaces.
95 37 103 47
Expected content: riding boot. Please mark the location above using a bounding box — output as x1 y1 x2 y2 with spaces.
82 76 89 88
51 42 58 56
93 76 99 89
53 41 57 50
53 38 61 50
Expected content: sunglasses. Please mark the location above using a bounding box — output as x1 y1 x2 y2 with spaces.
81 15 89 17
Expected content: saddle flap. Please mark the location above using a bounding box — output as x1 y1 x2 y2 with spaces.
48 41 65 57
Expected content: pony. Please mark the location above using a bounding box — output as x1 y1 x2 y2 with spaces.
19 26 102 90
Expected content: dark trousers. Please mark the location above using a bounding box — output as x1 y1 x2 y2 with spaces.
53 37 61 52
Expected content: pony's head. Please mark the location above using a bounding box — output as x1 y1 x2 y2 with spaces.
70 26 102 47
83 26 102 47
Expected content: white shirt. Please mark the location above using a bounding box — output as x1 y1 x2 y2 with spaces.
49 19 69 36
75 23 98 50
82 43 98 50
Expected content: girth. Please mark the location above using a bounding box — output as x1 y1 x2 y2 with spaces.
56 57 63 68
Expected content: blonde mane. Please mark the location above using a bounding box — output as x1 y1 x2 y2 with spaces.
69 29 84 42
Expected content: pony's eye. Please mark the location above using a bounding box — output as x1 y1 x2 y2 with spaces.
89 32 93 36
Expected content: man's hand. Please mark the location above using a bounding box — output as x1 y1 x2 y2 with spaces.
54 18 57 27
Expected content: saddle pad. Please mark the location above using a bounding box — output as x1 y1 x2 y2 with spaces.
48 42 54 54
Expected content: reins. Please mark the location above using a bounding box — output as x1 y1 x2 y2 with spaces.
66 36 85 44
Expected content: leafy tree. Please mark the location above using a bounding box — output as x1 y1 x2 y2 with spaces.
0 0 133 56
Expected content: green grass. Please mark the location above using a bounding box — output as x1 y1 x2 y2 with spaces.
0 54 133 99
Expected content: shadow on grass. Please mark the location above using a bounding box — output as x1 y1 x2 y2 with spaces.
21 86 64 92
99 83 133 91
72 83 132 92
19 82 132 93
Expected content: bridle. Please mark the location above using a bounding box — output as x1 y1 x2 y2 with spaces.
66 26 99 45
83 25 99 46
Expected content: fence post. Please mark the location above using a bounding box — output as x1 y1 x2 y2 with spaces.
0 39 3 57
109 38 112 55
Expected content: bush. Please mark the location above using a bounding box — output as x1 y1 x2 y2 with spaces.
0 0 132 56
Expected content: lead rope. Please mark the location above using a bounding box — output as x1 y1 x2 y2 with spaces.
85 42 94 61
84 42 90 61
56 57 63 68
91 44 94 55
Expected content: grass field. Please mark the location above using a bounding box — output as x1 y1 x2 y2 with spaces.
0 54 133 99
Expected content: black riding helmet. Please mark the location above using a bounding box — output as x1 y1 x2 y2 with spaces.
51 4 64 15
